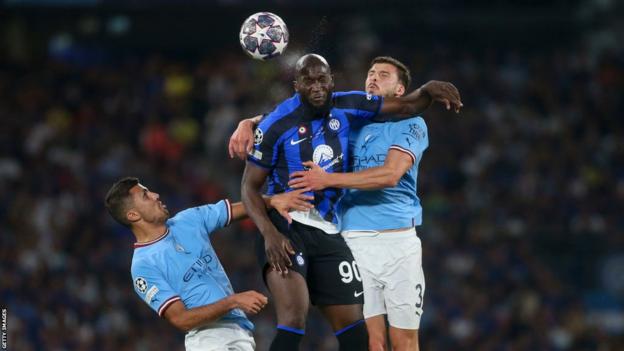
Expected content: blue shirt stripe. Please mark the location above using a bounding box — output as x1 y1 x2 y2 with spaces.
248 92 382 225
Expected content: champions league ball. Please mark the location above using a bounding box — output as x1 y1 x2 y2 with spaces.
239 12 289 60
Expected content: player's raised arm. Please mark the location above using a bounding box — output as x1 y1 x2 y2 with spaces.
241 163 296 275
377 80 463 120
164 291 268 332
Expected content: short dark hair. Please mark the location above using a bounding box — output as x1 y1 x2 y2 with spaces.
104 177 139 227
295 53 331 78
370 56 411 90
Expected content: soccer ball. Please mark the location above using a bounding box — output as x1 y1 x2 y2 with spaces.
239 12 289 60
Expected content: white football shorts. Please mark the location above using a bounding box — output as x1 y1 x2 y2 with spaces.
342 228 425 329
185 322 255 351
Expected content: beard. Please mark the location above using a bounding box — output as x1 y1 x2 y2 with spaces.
303 93 332 117
161 208 171 221
152 209 170 224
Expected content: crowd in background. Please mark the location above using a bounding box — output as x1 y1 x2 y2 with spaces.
1 10 623 351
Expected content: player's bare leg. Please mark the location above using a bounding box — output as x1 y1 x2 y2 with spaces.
319 304 363 330
266 269 309 351
319 304 368 351
365 315 388 351
389 327 419 351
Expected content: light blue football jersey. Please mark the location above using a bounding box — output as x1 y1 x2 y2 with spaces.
130 199 253 331
340 117 428 231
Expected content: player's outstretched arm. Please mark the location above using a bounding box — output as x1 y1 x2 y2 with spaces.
228 192 313 222
242 163 296 275
164 291 268 332
289 150 413 191
229 197 274 222
378 80 463 119
229 115 263 159
229 201 248 222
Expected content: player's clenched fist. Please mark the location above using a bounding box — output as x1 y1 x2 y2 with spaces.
229 290 268 315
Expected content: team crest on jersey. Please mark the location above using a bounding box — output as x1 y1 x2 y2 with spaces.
296 252 305 266
328 118 340 131
313 144 334 165
254 128 264 145
135 277 148 294
408 123 426 139
298 125 307 134
366 93 373 100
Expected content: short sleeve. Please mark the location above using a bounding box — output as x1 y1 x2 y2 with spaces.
389 118 429 164
131 262 180 317
247 117 282 170
174 199 232 236
333 91 383 121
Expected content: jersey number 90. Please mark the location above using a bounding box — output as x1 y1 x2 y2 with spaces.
339 260 362 283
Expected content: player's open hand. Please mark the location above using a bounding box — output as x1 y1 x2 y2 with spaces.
288 161 329 191
421 80 463 113
270 189 314 224
229 119 256 160
264 231 296 276
230 290 268 315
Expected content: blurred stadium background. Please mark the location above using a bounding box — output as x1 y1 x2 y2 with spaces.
1 0 623 350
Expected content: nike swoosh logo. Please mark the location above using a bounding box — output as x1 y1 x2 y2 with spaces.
354 291 364 298
290 137 308 145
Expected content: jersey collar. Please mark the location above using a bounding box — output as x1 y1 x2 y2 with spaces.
297 93 332 120
133 228 170 248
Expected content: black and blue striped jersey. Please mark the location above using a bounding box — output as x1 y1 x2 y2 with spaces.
248 91 383 224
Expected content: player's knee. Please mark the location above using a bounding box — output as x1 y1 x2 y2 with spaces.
368 338 387 351
367 327 387 351
276 313 306 330
390 330 418 351
273 297 308 328
281 303 308 325
364 316 387 351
